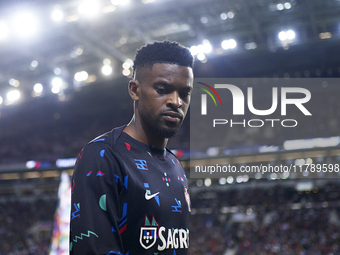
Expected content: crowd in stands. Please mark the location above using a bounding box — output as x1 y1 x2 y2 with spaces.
1 180 340 254
0 197 57 255
189 181 340 255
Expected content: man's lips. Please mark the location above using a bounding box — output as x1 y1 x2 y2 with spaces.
162 111 183 122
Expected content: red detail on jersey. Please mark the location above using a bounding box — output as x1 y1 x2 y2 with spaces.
78 149 84 159
168 178 171 182
125 142 131 150
162 177 165 181
119 224 127 234
97 171 105 176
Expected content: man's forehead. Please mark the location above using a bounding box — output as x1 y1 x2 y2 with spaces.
135 63 193 81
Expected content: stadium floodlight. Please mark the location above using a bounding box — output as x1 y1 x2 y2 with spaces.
51 77 63 94
189 46 198 56
220 13 227 20
0 20 9 41
78 1 101 18
102 65 113 75
227 11 235 19
33 83 43 93
279 29 296 41
74 71 89 82
270 173 278 180
200 16 208 24
221 39 237 50
254 173 262 180
51 9 64 22
0 96 3 105
206 146 219 156
286 29 296 40
7 89 21 102
196 180 203 187
226 176 234 184
54 67 62 75
245 42 257 50
12 11 39 39
242 175 249 182
122 69 131 76
75 47 84 56
284 2 292 9
122 62 130 69
103 58 111 65
282 171 290 179
122 59 133 69
219 177 227 185
236 176 243 183
204 178 212 187
9 78 20 87
277 3 284 10
202 39 212 54
278 31 287 41
196 52 206 61
31 60 38 68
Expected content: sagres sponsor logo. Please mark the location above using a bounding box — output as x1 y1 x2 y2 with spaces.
139 215 189 251
196 81 312 128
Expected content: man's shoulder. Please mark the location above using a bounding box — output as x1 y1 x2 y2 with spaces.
74 126 126 169
88 125 126 148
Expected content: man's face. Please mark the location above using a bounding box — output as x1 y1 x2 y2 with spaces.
135 63 193 138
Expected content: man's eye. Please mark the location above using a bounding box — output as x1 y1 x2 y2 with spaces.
181 91 191 98
156 87 167 94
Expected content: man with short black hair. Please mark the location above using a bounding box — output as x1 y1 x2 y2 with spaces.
70 41 194 255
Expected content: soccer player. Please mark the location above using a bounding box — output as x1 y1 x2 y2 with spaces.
70 41 194 255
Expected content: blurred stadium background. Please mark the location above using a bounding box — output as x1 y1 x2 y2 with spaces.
1 0 340 254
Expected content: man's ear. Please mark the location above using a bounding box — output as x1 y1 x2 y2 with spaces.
128 79 140 101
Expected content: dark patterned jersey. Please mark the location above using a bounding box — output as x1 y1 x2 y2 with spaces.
70 126 191 255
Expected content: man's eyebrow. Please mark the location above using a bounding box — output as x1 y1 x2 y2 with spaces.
153 81 192 91
153 81 172 87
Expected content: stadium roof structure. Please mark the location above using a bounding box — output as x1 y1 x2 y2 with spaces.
0 0 340 105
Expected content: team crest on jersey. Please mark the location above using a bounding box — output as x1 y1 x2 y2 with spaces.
184 188 191 212
140 227 157 249
140 215 159 250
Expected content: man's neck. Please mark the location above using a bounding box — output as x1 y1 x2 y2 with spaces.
124 118 168 150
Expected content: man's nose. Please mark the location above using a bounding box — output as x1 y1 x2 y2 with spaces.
167 91 182 108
